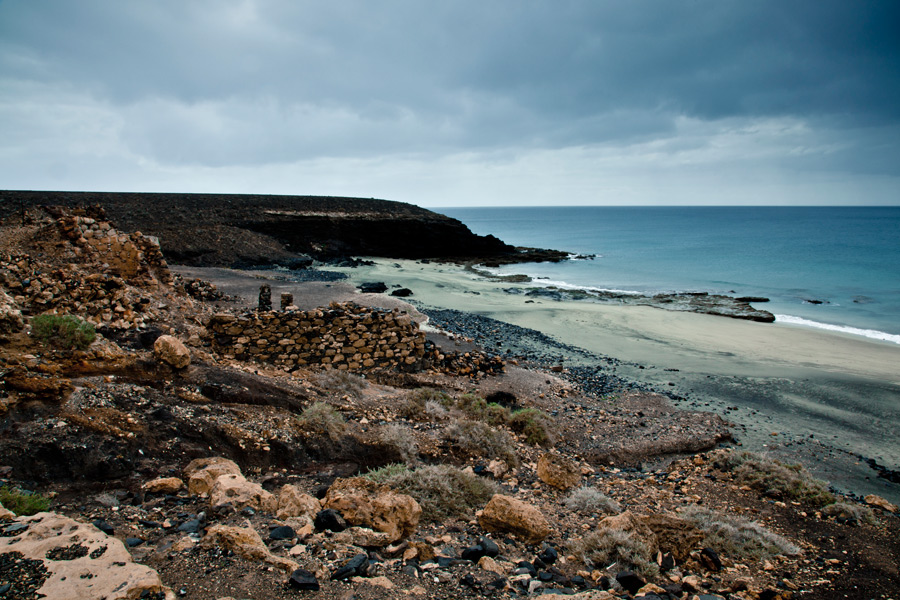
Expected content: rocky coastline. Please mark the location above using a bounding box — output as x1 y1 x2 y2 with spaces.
1 205 899 599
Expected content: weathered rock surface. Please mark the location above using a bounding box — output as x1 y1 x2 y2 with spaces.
201 524 298 573
865 494 898 513
0 289 24 334
477 494 551 544
141 476 185 494
276 484 321 521
537 452 581 490
323 477 422 541
184 457 242 496
208 473 277 512
153 334 191 369
333 526 395 547
0 512 175 600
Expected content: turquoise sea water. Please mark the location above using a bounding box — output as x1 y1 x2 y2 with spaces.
439 206 900 343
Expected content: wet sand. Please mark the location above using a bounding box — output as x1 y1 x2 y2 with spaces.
178 260 900 504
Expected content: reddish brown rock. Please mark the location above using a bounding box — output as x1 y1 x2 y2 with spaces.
208 473 277 512
477 494 551 544
153 334 191 369
184 456 242 495
142 476 185 494
323 477 421 541
537 452 581 490
201 524 298 573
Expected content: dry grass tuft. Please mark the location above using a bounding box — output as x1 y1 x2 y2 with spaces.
682 505 801 559
297 401 347 440
571 528 659 579
442 420 518 466
365 463 497 521
719 450 835 507
565 486 621 516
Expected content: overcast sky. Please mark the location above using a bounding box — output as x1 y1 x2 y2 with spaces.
1 1 899 206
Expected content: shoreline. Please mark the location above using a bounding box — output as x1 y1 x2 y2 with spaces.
175 259 900 504
207 259 900 501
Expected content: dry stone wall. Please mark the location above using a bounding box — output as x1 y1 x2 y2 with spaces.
208 302 430 372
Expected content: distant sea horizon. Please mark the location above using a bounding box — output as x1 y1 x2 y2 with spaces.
438 205 900 344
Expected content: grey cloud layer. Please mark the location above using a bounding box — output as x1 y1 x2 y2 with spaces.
0 0 898 202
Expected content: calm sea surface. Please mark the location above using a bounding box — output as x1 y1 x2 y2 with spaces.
439 206 900 342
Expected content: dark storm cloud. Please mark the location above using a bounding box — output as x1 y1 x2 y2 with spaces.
0 0 898 203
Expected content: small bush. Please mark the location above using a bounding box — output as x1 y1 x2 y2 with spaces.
400 388 454 420
443 420 518 466
565 486 621 516
297 402 347 440
571 528 658 579
721 451 835 507
508 408 556 446
31 314 96 350
313 370 366 399
424 400 449 420
822 502 876 526
682 506 800 559
379 423 419 463
0 485 51 516
365 463 498 521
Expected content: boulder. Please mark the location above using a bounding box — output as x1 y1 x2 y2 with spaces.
201 524 298 573
276 484 321 521
323 477 421 541
0 511 175 599
184 456 242 495
142 476 185 494
208 473 277 513
153 334 191 368
357 282 388 294
477 494 551 544
537 452 581 490
598 510 658 553
865 494 898 513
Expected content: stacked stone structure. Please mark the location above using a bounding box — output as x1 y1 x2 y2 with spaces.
208 302 430 372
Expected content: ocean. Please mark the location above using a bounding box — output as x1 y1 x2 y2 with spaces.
439 206 900 343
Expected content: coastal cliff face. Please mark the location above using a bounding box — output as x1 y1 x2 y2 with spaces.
0 191 520 267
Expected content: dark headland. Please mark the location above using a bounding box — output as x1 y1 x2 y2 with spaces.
0 196 898 599
0 190 568 267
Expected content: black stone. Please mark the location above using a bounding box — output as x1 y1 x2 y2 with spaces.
330 553 368 580
269 525 296 541
92 519 114 535
536 544 558 566
616 570 645 595
460 574 477 588
125 537 144 548
537 571 554 582
480 536 499 558
358 282 388 294
700 547 723 571
390 288 413 297
288 568 320 591
514 561 537 577
461 544 486 562
177 519 202 534
314 508 347 532
658 551 676 572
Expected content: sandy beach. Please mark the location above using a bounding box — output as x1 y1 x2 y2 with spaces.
178 260 900 504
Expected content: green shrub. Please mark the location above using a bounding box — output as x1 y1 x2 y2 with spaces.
508 408 556 446
365 463 498 521
443 420 518 466
313 370 366 399
565 486 621 516
682 506 800 559
571 528 658 579
0 485 51 516
720 451 835 507
297 402 347 440
822 502 876 526
31 314 96 350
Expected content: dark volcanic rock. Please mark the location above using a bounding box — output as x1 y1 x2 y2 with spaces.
0 191 565 267
390 287 414 297
358 282 388 294
288 568 320 591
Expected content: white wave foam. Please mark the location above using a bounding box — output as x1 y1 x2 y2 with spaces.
774 315 900 345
